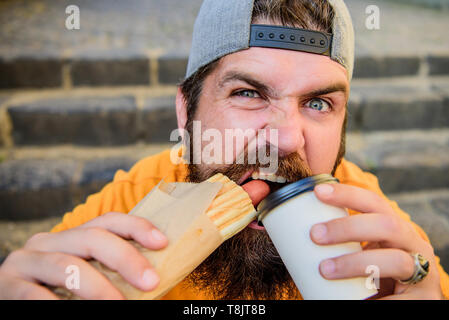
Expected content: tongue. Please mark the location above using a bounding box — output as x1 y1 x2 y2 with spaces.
241 180 270 207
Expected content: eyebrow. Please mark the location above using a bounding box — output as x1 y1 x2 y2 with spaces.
217 71 349 100
218 71 275 97
303 83 349 100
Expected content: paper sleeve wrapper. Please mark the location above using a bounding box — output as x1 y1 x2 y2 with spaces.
52 176 252 300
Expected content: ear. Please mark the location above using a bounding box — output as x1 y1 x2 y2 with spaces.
176 86 188 130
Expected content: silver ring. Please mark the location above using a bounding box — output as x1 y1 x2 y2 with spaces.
398 253 430 285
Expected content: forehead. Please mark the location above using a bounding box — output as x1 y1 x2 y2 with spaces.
211 46 349 93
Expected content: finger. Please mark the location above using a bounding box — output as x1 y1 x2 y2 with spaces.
0 273 59 300
310 213 421 252
242 180 270 207
314 183 396 215
79 212 168 250
24 228 160 291
1 249 124 299
318 248 416 283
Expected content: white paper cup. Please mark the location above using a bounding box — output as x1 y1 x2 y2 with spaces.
257 174 378 300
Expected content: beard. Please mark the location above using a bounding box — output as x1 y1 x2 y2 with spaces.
182 120 347 300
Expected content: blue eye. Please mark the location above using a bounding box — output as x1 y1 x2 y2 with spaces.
307 98 331 112
234 89 260 98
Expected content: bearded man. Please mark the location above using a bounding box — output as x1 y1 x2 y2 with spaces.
0 0 448 300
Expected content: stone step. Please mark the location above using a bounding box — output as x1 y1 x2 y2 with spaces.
348 77 449 132
0 216 61 265
0 144 171 220
386 0 449 10
1 0 449 89
345 128 449 194
1 128 448 220
388 188 449 273
2 77 449 146
2 53 448 89
2 92 178 146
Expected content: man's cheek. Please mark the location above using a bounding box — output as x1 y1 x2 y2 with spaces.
196 109 270 166
306 132 341 174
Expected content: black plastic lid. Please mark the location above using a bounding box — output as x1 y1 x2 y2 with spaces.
256 173 339 222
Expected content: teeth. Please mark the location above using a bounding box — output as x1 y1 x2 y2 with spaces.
251 171 287 183
276 176 287 183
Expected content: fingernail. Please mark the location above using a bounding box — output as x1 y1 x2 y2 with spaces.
321 259 335 276
151 229 166 242
315 184 334 197
311 224 327 242
142 269 159 289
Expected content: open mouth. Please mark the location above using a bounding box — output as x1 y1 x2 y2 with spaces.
240 170 291 230
240 170 290 194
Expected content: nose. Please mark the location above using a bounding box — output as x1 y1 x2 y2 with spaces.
264 98 306 156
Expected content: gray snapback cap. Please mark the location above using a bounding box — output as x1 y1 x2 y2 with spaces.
186 0 355 81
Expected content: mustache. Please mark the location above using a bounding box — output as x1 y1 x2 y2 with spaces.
226 151 312 182
189 147 313 184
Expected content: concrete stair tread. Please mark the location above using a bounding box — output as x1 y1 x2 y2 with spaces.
348 78 449 131
346 129 449 168
346 129 449 194
1 0 448 59
350 76 449 99
2 92 178 146
388 188 449 271
1 143 172 161
0 216 61 265
1 0 449 88
0 144 170 220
